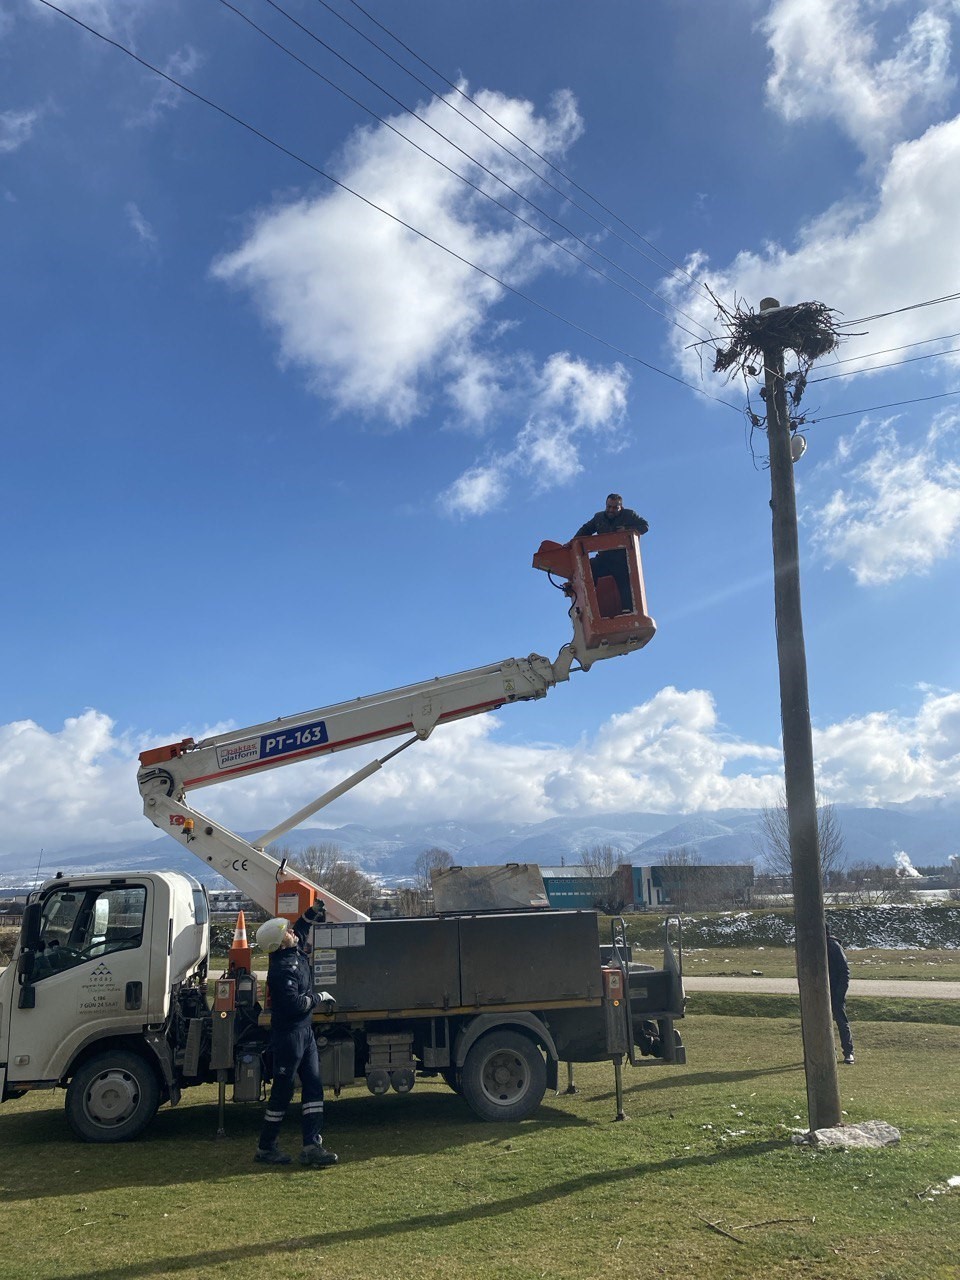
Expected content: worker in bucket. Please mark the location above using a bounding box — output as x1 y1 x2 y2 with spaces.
575 493 649 612
254 904 339 1166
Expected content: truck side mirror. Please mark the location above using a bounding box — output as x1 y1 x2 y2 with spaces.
20 901 42 950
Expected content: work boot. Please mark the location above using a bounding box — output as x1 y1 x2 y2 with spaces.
254 1146 292 1165
300 1143 339 1167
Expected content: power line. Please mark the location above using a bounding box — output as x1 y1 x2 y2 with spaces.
809 344 960 384
816 330 960 366
38 0 741 413
316 0 712 300
839 291 960 326
217 0 712 341
806 389 960 425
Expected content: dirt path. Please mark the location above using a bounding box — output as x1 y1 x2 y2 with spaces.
683 976 960 999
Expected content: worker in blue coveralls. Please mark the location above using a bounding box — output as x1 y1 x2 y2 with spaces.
254 903 338 1166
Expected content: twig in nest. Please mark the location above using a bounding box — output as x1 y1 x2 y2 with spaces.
711 299 843 416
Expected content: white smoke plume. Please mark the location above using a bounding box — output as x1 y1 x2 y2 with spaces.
894 851 922 878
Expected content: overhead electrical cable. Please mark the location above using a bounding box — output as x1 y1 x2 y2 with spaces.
340 0 710 296
312 0 712 303
816 331 960 366
229 0 714 341
839 292 960 327
216 0 710 341
38 0 741 413
806 389 960 424
808 344 960 384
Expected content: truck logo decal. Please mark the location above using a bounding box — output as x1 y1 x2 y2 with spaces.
78 962 122 1016
215 719 329 771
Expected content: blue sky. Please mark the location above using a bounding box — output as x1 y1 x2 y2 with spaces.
3 0 960 857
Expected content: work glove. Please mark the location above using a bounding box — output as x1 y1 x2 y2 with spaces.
312 990 336 1014
302 899 327 926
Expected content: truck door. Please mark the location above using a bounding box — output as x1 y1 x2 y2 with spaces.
6 882 154 1086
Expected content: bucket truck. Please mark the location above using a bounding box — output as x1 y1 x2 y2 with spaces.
0 532 686 1142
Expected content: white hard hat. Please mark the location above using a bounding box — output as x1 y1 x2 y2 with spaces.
256 917 291 953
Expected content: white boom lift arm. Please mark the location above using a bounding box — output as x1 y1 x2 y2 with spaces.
137 534 655 925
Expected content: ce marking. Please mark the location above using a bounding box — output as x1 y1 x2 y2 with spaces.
231 858 249 871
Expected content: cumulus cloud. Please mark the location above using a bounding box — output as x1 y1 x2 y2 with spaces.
6 685 960 856
0 711 145 853
0 107 40 153
762 0 956 158
813 689 960 802
808 412 960 583
440 353 630 516
665 113 960 385
212 87 583 426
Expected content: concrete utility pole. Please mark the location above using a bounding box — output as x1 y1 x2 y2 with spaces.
760 297 842 1132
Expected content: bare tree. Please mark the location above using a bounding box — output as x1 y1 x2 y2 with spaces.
755 792 845 887
278 842 377 915
412 847 456 912
579 843 626 915
841 861 914 905
657 846 703 910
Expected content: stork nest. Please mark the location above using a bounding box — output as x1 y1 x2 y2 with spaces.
713 300 841 376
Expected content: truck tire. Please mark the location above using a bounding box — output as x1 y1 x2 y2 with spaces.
461 1030 546 1123
440 1067 462 1095
65 1050 161 1143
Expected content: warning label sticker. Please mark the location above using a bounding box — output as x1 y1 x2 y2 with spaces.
314 950 337 985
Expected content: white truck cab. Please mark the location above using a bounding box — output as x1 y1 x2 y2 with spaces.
0 871 208 1138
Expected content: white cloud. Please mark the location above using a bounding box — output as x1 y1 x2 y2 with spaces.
762 0 956 157
813 689 960 802
212 87 583 426
125 201 157 249
0 107 39 153
0 711 145 853
809 412 960 583
27 0 146 37
664 112 960 384
441 353 630 516
7 685 960 856
128 44 203 128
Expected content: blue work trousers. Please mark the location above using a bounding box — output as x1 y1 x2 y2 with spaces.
258 1022 325 1149
831 988 854 1058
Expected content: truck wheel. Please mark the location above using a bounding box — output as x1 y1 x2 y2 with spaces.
65 1050 161 1142
440 1067 462 1095
461 1030 546 1122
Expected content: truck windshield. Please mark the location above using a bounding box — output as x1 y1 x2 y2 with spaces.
31 885 147 979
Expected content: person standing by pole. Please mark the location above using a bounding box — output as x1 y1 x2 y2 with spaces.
826 925 855 1064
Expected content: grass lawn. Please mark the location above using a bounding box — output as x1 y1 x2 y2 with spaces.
1 1010 957 1280
631 946 960 981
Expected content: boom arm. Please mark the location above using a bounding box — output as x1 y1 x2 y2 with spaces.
137 535 656 923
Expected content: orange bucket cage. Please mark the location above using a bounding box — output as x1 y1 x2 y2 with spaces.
533 530 656 653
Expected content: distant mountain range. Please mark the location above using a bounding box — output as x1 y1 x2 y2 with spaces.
1 801 957 890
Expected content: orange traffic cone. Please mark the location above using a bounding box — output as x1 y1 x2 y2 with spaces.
228 909 252 975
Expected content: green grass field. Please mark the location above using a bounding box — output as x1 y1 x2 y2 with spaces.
1 1007 957 1280
632 946 960 981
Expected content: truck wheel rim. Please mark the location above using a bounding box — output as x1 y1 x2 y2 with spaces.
479 1050 528 1104
84 1069 141 1126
